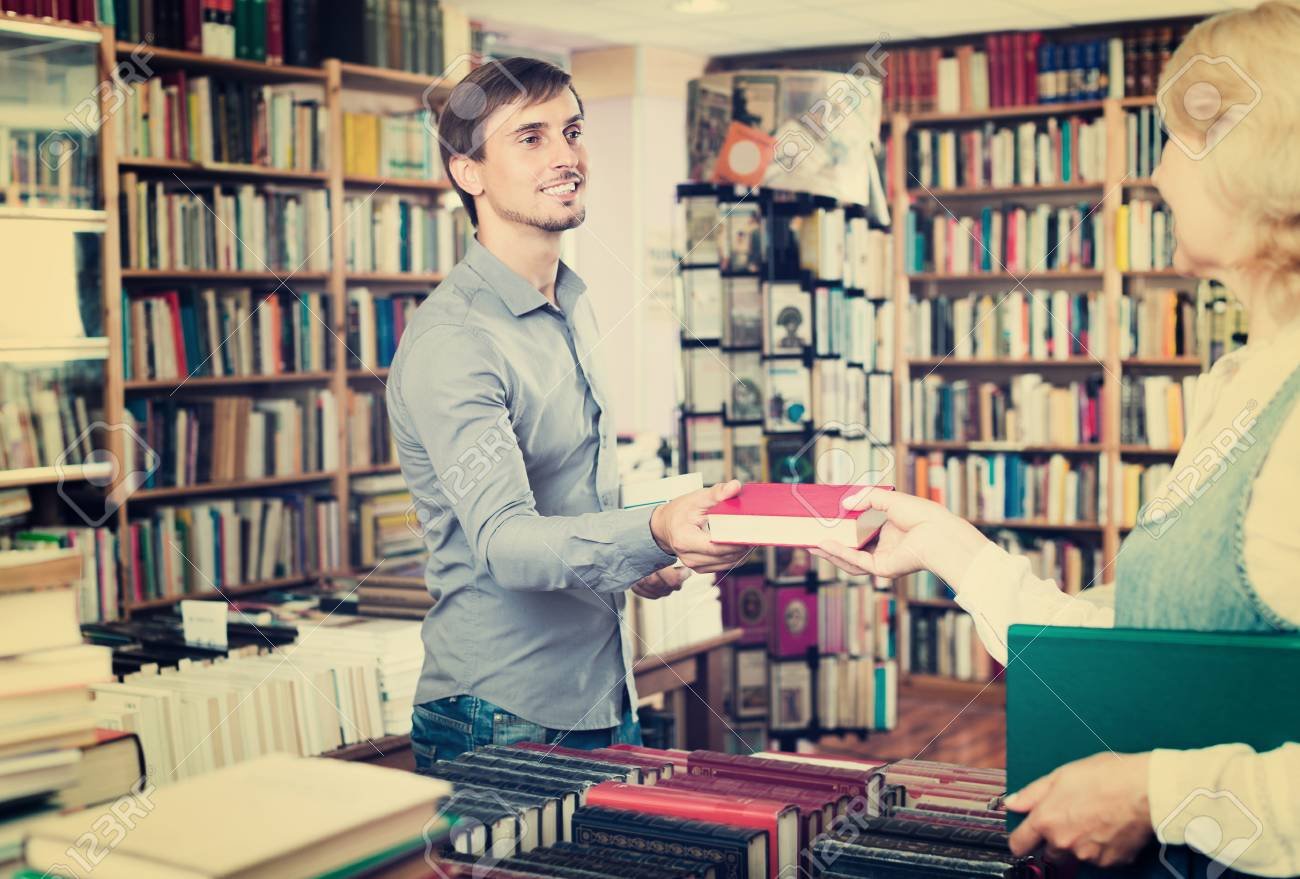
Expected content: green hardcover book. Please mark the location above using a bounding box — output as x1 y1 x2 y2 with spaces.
1007 624 1300 877
251 0 267 62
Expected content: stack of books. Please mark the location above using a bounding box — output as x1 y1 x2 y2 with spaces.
123 287 333 381
122 494 337 600
346 287 426 369
347 388 396 469
905 202 1102 274
0 550 116 863
907 374 1104 446
908 450 1105 526
908 115 1107 190
1115 198 1175 271
4 527 118 623
908 605 999 682
909 289 1104 360
343 195 467 275
350 472 424 568
120 175 332 272
342 109 443 180
117 75 326 171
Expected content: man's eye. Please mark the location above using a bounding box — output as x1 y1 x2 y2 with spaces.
567 129 583 140
522 135 539 145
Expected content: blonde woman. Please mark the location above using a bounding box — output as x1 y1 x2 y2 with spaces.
815 2 1300 875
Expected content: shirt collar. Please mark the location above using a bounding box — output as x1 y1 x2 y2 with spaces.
464 235 587 318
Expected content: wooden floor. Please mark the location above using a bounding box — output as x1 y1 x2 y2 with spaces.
817 691 1007 769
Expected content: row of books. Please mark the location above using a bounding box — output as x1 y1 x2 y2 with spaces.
908 450 1106 526
346 287 425 370
908 530 1104 599
882 24 1191 115
342 109 443 180
0 370 98 471
627 572 723 661
122 494 339 601
120 175 331 271
1126 106 1167 181
1120 375 1195 449
343 195 467 275
103 0 472 73
905 202 1102 274
1120 461 1173 530
117 75 325 171
1122 289 1197 359
346 388 395 469
123 287 333 381
0 127 97 211
678 196 894 295
906 375 1104 446
0 549 130 861
769 654 894 731
2 529 117 622
907 606 999 682
1115 198 1174 271
908 289 1104 361
721 575 896 662
907 115 1107 191
125 391 340 486
350 472 422 567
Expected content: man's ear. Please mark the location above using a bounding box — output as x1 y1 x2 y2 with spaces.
449 154 484 197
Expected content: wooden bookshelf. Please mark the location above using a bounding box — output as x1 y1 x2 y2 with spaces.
118 45 327 83
121 269 330 282
0 462 116 490
343 175 453 193
908 441 1104 454
338 61 450 97
908 357 1104 370
908 181 1103 199
908 269 1103 283
126 574 325 611
131 471 338 501
346 272 446 284
118 157 329 183
124 371 336 391
906 98 1105 124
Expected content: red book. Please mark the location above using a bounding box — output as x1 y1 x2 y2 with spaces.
705 483 892 548
585 780 798 879
769 585 818 658
685 750 884 808
1024 31 1042 105
605 743 692 772
1010 32 1026 106
719 572 770 647
182 0 203 52
265 0 284 64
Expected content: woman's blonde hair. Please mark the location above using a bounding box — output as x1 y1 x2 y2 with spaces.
1159 1 1300 306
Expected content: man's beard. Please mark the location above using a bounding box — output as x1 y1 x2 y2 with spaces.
500 203 586 232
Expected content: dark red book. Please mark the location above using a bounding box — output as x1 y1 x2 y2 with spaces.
685 750 884 808
585 780 798 879
706 483 891 548
1024 31 1041 105
1010 32 1026 106
719 573 769 647
265 0 284 64
181 0 203 51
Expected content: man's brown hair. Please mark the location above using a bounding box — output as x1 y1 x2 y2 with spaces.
437 57 585 226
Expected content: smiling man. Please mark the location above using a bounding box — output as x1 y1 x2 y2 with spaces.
386 57 750 765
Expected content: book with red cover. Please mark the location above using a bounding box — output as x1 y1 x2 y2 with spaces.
768 585 818 658
685 750 884 813
605 743 692 772
719 573 770 647
585 780 798 879
705 483 892 548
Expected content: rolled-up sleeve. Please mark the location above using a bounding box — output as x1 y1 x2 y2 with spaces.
399 324 675 592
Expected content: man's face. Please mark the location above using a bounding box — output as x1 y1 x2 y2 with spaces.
473 88 587 233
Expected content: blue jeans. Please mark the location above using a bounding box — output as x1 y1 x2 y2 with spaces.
410 693 643 770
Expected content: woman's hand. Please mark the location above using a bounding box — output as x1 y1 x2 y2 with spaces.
631 565 689 600
1006 752 1154 868
809 489 989 587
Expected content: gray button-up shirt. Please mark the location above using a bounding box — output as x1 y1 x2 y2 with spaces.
387 237 676 729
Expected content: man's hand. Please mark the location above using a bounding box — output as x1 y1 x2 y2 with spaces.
649 480 751 574
631 565 689 600
1006 752 1153 868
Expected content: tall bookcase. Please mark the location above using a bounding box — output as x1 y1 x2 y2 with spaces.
889 96 1218 705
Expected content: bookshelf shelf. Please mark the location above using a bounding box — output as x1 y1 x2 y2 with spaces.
1120 95 1158 108
338 61 450 98
347 462 401 477
1123 269 1187 279
124 371 336 392
903 673 1006 707
118 157 329 183
343 174 452 193
0 207 107 222
1119 445 1182 456
346 272 446 284
121 269 330 283
907 99 1105 124
1121 357 1202 368
130 471 338 502
907 441 1104 454
908 357 1103 369
1124 178 1158 189
126 573 324 611
0 462 115 490
118 45 327 83
908 269 1103 282
908 597 959 609
970 519 1105 533
347 368 390 381
908 181 1104 199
